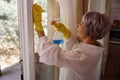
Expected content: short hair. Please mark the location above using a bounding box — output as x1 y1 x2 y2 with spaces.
82 12 111 40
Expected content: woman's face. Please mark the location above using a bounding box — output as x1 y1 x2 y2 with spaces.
76 22 87 41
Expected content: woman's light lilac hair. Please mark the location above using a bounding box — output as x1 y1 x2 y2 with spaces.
82 12 111 40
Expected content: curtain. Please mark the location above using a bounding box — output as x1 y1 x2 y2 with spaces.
47 0 60 80
88 0 108 79
58 0 87 80
59 0 84 36
47 0 88 80
47 0 60 39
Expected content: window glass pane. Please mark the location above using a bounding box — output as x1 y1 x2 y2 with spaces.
33 0 47 53
0 0 20 70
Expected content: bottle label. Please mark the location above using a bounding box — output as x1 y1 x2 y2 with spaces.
53 39 64 44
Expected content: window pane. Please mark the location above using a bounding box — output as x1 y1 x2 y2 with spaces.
33 0 47 53
0 0 20 70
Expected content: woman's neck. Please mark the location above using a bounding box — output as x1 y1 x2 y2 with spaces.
82 37 98 46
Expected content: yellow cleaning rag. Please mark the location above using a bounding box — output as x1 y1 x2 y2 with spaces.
50 20 71 39
32 3 44 31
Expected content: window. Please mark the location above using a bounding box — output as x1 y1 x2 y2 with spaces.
0 0 20 70
33 0 47 52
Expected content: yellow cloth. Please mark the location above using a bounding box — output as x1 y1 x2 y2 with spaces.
51 21 71 39
32 3 44 31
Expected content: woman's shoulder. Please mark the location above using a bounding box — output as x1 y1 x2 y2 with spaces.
75 42 103 57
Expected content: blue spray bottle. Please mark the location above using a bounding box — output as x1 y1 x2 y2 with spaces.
51 18 64 45
53 30 64 44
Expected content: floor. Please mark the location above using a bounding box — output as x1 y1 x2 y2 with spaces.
0 62 53 80
0 63 120 80
0 63 21 80
0 54 53 80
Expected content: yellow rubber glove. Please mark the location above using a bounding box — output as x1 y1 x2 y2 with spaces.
32 3 44 31
50 20 71 39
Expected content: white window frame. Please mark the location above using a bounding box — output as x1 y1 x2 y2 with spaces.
17 0 35 80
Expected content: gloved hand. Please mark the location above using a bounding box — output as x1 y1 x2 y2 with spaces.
50 20 71 39
32 3 44 31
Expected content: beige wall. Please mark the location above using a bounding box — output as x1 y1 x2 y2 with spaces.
111 0 120 20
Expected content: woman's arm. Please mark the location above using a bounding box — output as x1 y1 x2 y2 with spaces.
37 36 100 72
37 31 45 38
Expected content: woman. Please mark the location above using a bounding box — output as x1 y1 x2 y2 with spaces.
33 10 111 80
